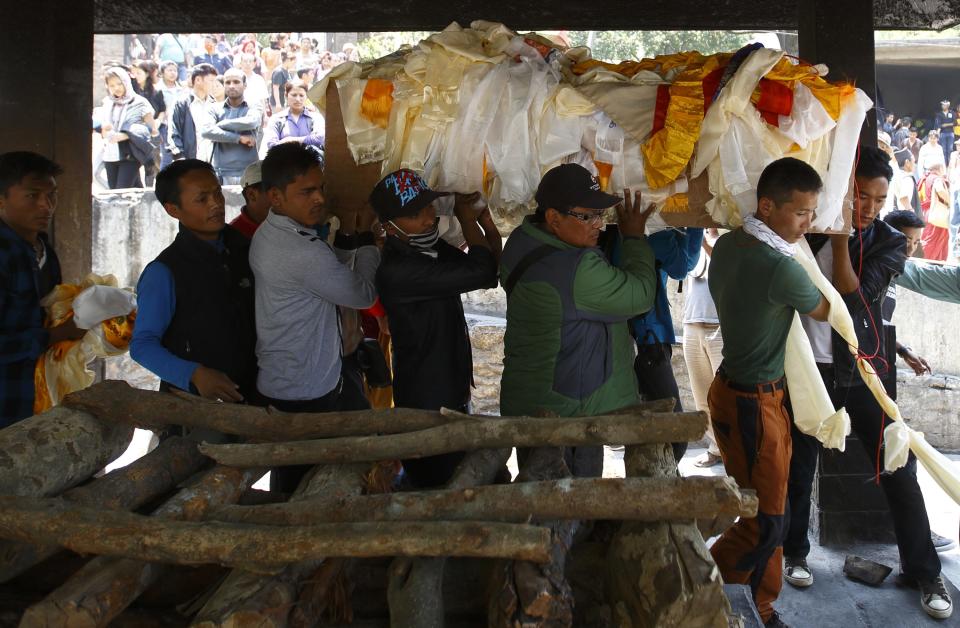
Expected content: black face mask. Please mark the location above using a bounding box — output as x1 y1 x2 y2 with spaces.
389 219 440 258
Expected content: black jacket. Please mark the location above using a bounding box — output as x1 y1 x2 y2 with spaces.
375 236 498 411
168 94 203 159
155 226 258 400
808 220 906 388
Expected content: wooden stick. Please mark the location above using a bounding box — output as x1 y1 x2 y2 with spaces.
0 435 206 584
388 448 513 628
19 466 261 627
198 411 708 467
0 496 550 565
192 463 370 627
63 380 467 440
209 476 756 526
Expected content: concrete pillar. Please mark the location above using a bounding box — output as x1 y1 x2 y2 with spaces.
798 0 894 546
0 1 94 283
799 0 877 147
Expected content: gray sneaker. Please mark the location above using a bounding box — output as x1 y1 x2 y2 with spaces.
931 531 957 553
919 576 953 619
783 557 813 588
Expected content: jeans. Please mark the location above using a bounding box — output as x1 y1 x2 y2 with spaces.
784 366 941 582
634 342 685 461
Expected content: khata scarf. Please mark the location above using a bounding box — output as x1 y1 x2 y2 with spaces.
741 213 796 257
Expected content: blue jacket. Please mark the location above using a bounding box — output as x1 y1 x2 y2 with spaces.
0 222 60 426
630 228 704 345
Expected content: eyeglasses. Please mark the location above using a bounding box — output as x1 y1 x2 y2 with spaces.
559 208 606 226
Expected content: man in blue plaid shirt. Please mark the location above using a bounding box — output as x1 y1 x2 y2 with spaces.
0 152 85 426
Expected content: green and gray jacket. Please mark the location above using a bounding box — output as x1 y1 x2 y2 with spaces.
499 217 657 418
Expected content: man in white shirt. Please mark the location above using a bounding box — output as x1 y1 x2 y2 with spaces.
250 142 379 492
893 149 919 213
918 130 946 173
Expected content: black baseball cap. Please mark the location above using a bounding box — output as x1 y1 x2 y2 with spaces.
369 169 450 222
534 163 622 212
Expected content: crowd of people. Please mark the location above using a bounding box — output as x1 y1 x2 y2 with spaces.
94 33 357 190
877 99 960 261
7 64 960 627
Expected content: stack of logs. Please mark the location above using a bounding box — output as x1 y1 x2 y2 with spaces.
0 380 757 627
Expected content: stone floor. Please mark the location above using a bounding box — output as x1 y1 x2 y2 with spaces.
669 447 960 627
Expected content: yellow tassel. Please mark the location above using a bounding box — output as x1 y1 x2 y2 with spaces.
360 79 395 129
661 193 689 214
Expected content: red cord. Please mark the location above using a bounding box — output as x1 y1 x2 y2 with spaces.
846 142 889 484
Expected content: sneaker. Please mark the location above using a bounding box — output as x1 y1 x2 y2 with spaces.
931 531 957 553
783 557 813 588
694 451 723 468
919 576 953 619
764 612 790 627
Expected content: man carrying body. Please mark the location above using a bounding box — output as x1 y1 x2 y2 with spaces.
707 157 830 627
250 143 379 492
168 63 217 162
229 161 271 239
784 147 951 621
202 68 261 185
0 152 86 426
371 172 500 487
500 164 657 477
130 159 258 405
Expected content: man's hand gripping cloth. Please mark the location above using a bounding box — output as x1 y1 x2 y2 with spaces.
791 236 960 505
742 215 851 450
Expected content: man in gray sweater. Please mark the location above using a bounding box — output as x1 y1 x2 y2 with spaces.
250 143 379 490
202 68 261 185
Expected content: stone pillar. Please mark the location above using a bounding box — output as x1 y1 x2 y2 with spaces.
0 0 94 283
798 0 893 545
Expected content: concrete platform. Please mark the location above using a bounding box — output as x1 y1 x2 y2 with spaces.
674 447 960 627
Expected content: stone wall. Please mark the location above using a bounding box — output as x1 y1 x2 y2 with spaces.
92 188 244 290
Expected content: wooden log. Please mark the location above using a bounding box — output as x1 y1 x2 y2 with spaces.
63 380 465 440
209 476 757 527
0 507 551 566
605 443 731 627
0 435 206 584
0 405 133 497
198 410 708 467
19 466 260 628
489 446 577 627
63 381 677 441
387 448 512 628
192 463 369 628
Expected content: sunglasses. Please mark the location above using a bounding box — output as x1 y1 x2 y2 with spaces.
559 208 606 226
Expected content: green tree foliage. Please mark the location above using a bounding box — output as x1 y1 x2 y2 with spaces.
356 32 433 61
565 30 755 62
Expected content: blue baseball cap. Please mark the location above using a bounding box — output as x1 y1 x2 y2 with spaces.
369 169 450 221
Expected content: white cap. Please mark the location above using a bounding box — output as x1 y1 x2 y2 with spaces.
241 161 262 188
877 131 892 148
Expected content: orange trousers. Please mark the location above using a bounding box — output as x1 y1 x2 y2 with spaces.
707 371 792 622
